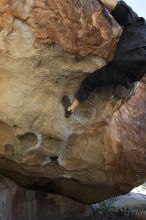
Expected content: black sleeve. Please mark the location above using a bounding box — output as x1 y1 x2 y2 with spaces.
75 62 131 103
111 0 139 26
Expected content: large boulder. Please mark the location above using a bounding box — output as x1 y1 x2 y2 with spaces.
0 0 146 203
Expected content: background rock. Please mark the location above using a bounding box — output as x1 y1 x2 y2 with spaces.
1 175 146 220
92 184 146 211
0 0 145 203
0 175 92 220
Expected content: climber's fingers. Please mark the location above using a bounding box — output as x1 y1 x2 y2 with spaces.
67 105 73 112
61 95 73 118
65 107 73 118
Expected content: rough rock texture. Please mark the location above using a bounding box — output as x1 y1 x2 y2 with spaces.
1 175 146 220
0 175 92 220
0 0 121 59
0 0 146 203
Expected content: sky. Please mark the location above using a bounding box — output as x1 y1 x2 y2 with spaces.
125 0 146 18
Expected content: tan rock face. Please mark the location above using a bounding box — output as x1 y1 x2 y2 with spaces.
0 0 146 203
0 0 121 59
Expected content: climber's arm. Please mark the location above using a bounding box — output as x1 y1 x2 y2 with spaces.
67 70 101 112
67 62 131 112
67 69 104 112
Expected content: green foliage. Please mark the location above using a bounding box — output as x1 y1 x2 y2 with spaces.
98 200 114 214
118 207 141 220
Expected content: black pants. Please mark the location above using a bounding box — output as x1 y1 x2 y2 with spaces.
75 62 132 103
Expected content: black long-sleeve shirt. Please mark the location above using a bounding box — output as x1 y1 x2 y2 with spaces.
75 0 146 103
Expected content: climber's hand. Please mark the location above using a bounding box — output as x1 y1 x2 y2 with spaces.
62 96 80 118
100 0 118 12
65 99 80 118
65 106 73 118
68 98 80 112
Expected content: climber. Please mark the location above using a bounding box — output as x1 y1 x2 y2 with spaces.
63 0 146 118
